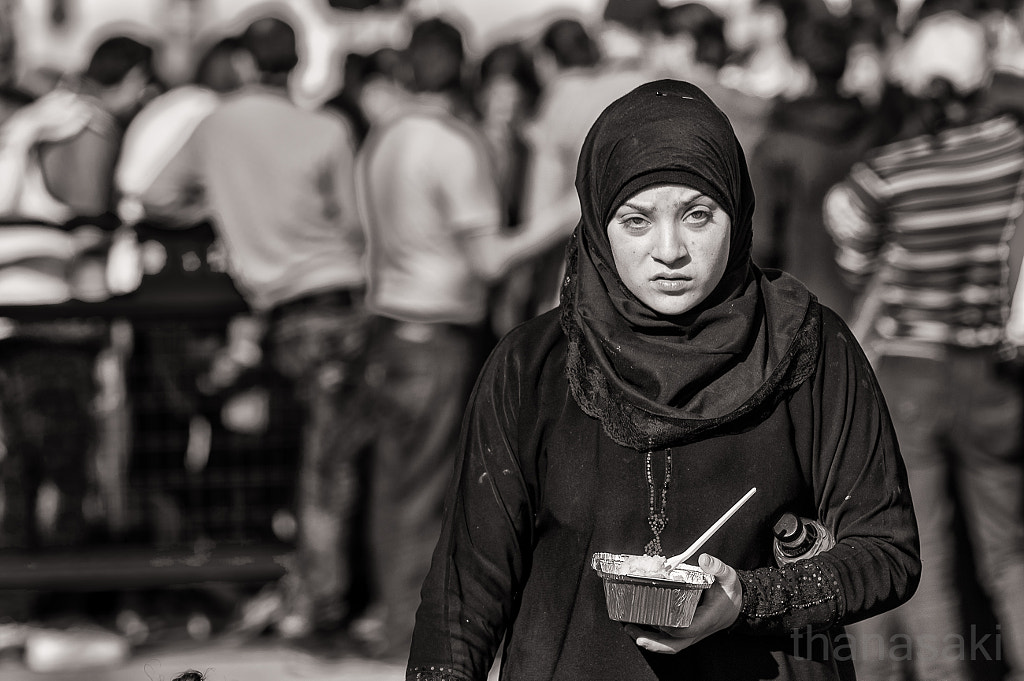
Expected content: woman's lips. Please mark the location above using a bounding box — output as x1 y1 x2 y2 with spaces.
651 275 690 292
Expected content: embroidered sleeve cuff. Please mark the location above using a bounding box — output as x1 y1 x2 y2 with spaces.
407 665 475 681
733 558 845 635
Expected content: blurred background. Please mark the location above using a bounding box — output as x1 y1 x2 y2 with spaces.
0 0 1021 679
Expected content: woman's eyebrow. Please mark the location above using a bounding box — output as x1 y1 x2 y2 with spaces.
619 200 655 213
618 194 715 214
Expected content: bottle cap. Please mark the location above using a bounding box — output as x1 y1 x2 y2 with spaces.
773 513 802 543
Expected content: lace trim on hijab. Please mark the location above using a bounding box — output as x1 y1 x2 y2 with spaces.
561 246 822 451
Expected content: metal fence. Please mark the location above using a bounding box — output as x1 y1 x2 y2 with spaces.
0 222 300 591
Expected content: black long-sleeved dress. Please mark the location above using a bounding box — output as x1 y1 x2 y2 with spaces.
407 304 920 681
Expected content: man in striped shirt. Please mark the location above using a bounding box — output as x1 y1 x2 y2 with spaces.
824 11 1024 681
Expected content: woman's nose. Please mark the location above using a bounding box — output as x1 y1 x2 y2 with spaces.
653 224 688 265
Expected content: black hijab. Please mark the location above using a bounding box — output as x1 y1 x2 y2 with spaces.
560 79 821 451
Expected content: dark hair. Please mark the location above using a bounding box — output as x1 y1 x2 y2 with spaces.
406 17 464 93
359 47 408 87
786 14 854 83
539 18 601 69
659 3 729 70
849 0 899 47
193 36 246 92
478 41 542 116
603 0 663 33
331 48 407 95
889 77 989 141
914 0 988 21
241 16 298 75
84 36 154 87
325 47 406 144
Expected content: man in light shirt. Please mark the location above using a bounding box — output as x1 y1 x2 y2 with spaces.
354 17 576 660
138 15 369 643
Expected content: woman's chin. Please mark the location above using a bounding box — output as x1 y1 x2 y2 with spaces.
638 299 696 317
640 291 699 317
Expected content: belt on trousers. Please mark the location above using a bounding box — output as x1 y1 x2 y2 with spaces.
271 288 362 319
384 318 481 343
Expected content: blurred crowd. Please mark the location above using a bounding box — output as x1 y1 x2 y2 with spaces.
0 0 1023 676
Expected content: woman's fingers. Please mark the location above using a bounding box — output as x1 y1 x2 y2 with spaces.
624 624 693 654
699 552 743 605
699 553 726 574
626 554 743 654
637 635 686 654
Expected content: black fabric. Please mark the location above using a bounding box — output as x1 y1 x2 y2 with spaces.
560 79 818 450
406 307 920 681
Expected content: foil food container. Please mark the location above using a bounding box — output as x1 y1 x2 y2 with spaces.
591 552 714 628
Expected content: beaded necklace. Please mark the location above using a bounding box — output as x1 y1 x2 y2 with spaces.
644 448 672 556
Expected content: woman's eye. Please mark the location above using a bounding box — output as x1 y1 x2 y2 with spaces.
622 216 649 230
685 207 713 223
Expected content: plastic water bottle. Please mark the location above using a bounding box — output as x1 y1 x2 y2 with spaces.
773 513 835 566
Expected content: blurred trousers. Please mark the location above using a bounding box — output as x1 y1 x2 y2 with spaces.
267 289 373 631
0 328 104 549
847 349 1024 681
363 316 489 659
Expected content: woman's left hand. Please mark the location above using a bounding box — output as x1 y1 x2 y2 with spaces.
627 553 743 654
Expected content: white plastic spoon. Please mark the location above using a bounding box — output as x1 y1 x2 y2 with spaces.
665 487 757 570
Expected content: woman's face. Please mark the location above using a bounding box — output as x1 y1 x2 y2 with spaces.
606 184 730 316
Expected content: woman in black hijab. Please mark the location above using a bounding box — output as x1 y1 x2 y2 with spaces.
406 80 919 681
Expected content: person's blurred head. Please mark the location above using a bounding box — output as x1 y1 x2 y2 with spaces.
83 35 157 121
476 41 541 126
357 47 410 126
724 0 788 56
194 36 255 93
890 10 993 132
85 36 154 88
786 13 854 86
539 18 601 69
659 2 729 70
241 16 299 78
406 17 465 94
849 0 899 46
602 0 663 34
894 10 991 99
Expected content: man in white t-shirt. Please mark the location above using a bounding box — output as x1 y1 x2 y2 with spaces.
139 16 370 643
354 17 575 660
